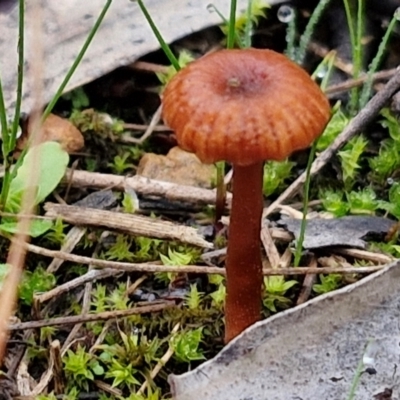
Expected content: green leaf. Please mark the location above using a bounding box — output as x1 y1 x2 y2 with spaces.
0 218 53 237
9 142 69 208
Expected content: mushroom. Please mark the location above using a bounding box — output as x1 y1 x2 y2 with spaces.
161 48 330 343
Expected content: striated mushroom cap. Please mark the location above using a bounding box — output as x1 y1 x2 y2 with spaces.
162 48 330 166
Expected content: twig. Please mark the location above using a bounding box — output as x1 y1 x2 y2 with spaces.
44 202 213 249
24 242 386 276
137 322 180 396
265 67 400 216
308 41 354 75
122 122 170 132
261 223 280 268
47 226 86 273
278 247 292 268
63 169 231 206
35 268 121 304
296 257 318 305
50 340 64 395
8 302 173 331
325 68 397 97
129 60 170 74
335 248 393 264
120 105 162 144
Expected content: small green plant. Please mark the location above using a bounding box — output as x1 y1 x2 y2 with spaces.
157 246 201 284
44 217 68 245
108 152 135 174
105 359 142 389
97 326 161 391
123 388 161 400
320 189 349 217
134 236 163 262
316 106 350 151
19 265 56 305
122 190 139 214
369 109 400 184
185 284 204 310
263 276 297 312
170 328 205 363
91 284 109 313
379 182 400 219
63 345 104 391
347 187 378 215
262 160 294 196
108 283 131 311
320 187 379 217
313 274 343 294
337 135 368 189
209 274 226 310
104 234 135 261
370 241 400 258
156 50 194 86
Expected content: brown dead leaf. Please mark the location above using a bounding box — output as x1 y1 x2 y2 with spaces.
137 146 215 188
17 113 84 154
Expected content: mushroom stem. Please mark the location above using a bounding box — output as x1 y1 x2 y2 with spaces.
224 162 264 343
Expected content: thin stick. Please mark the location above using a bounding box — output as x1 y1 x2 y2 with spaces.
0 1 45 365
296 257 318 305
63 169 232 206
136 322 180 395
265 68 400 216
130 61 170 74
325 68 397 96
44 203 212 249
23 243 388 276
261 223 280 269
8 302 173 331
121 105 162 144
35 268 121 304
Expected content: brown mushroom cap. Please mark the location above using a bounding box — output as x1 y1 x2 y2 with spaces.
162 48 331 166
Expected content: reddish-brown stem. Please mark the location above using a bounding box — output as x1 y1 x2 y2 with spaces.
224 162 264 343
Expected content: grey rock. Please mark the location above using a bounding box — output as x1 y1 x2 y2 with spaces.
170 260 400 400
0 0 284 116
